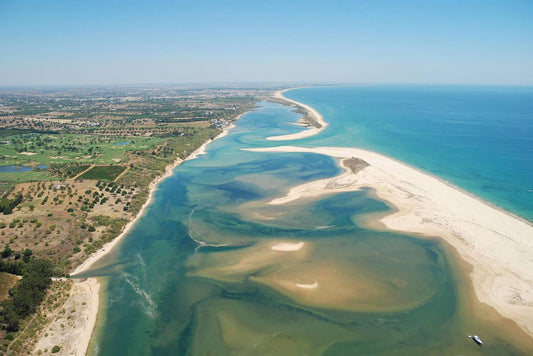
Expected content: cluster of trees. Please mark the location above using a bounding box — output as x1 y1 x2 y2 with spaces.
1 247 33 262
0 194 23 215
0 258 53 331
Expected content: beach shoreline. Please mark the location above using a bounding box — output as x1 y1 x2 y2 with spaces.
246 145 533 338
42 117 243 356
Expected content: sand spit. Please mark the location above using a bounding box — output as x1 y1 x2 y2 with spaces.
33 120 242 356
267 90 327 141
246 145 533 336
32 278 99 356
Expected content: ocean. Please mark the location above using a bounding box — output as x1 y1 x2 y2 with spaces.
285 85 533 221
85 86 533 355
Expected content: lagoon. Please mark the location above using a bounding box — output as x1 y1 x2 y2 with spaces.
85 86 533 355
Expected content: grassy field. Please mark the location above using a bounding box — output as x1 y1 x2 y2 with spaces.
0 134 165 182
0 134 165 166
0 171 52 183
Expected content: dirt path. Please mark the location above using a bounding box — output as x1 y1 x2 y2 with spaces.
113 166 130 182
71 165 95 180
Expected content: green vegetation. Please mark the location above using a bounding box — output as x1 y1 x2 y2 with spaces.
0 272 19 304
84 215 128 255
0 134 164 165
0 259 53 331
49 163 91 179
79 165 126 181
0 170 51 183
0 193 23 214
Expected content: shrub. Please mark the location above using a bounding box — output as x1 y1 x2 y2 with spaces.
51 345 60 353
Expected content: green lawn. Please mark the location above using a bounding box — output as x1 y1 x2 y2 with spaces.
0 171 52 183
0 133 164 166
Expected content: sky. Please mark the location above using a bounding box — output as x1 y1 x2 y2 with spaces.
0 0 532 86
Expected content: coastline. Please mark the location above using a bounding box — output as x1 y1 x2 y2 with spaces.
266 89 327 141
247 145 533 337
38 119 242 356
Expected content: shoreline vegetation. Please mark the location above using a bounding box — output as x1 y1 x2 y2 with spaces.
247 89 533 341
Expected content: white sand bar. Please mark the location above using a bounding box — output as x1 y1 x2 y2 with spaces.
247 145 533 336
267 89 328 141
296 282 319 289
271 241 305 251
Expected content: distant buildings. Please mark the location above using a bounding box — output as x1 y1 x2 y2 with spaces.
210 118 229 129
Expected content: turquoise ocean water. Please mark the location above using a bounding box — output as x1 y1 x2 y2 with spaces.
285 86 533 221
83 86 533 355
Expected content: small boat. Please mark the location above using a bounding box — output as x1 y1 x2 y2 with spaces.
472 335 483 346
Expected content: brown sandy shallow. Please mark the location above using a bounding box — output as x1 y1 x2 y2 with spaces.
245 145 533 338
188 238 436 313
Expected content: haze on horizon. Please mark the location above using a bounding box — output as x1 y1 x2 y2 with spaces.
0 0 532 87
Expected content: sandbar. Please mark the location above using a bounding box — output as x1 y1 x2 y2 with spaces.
247 145 533 336
271 241 305 251
296 282 319 289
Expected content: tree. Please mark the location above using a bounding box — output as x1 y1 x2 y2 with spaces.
23 248 32 263
1 245 13 258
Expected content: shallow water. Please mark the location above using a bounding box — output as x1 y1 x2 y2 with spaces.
86 91 533 355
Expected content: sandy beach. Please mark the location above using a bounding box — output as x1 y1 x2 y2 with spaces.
267 89 327 141
33 120 241 356
247 145 533 336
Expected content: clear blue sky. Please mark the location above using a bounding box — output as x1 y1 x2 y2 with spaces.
1 0 532 86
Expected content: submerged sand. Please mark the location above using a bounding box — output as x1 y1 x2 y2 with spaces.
246 145 533 336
